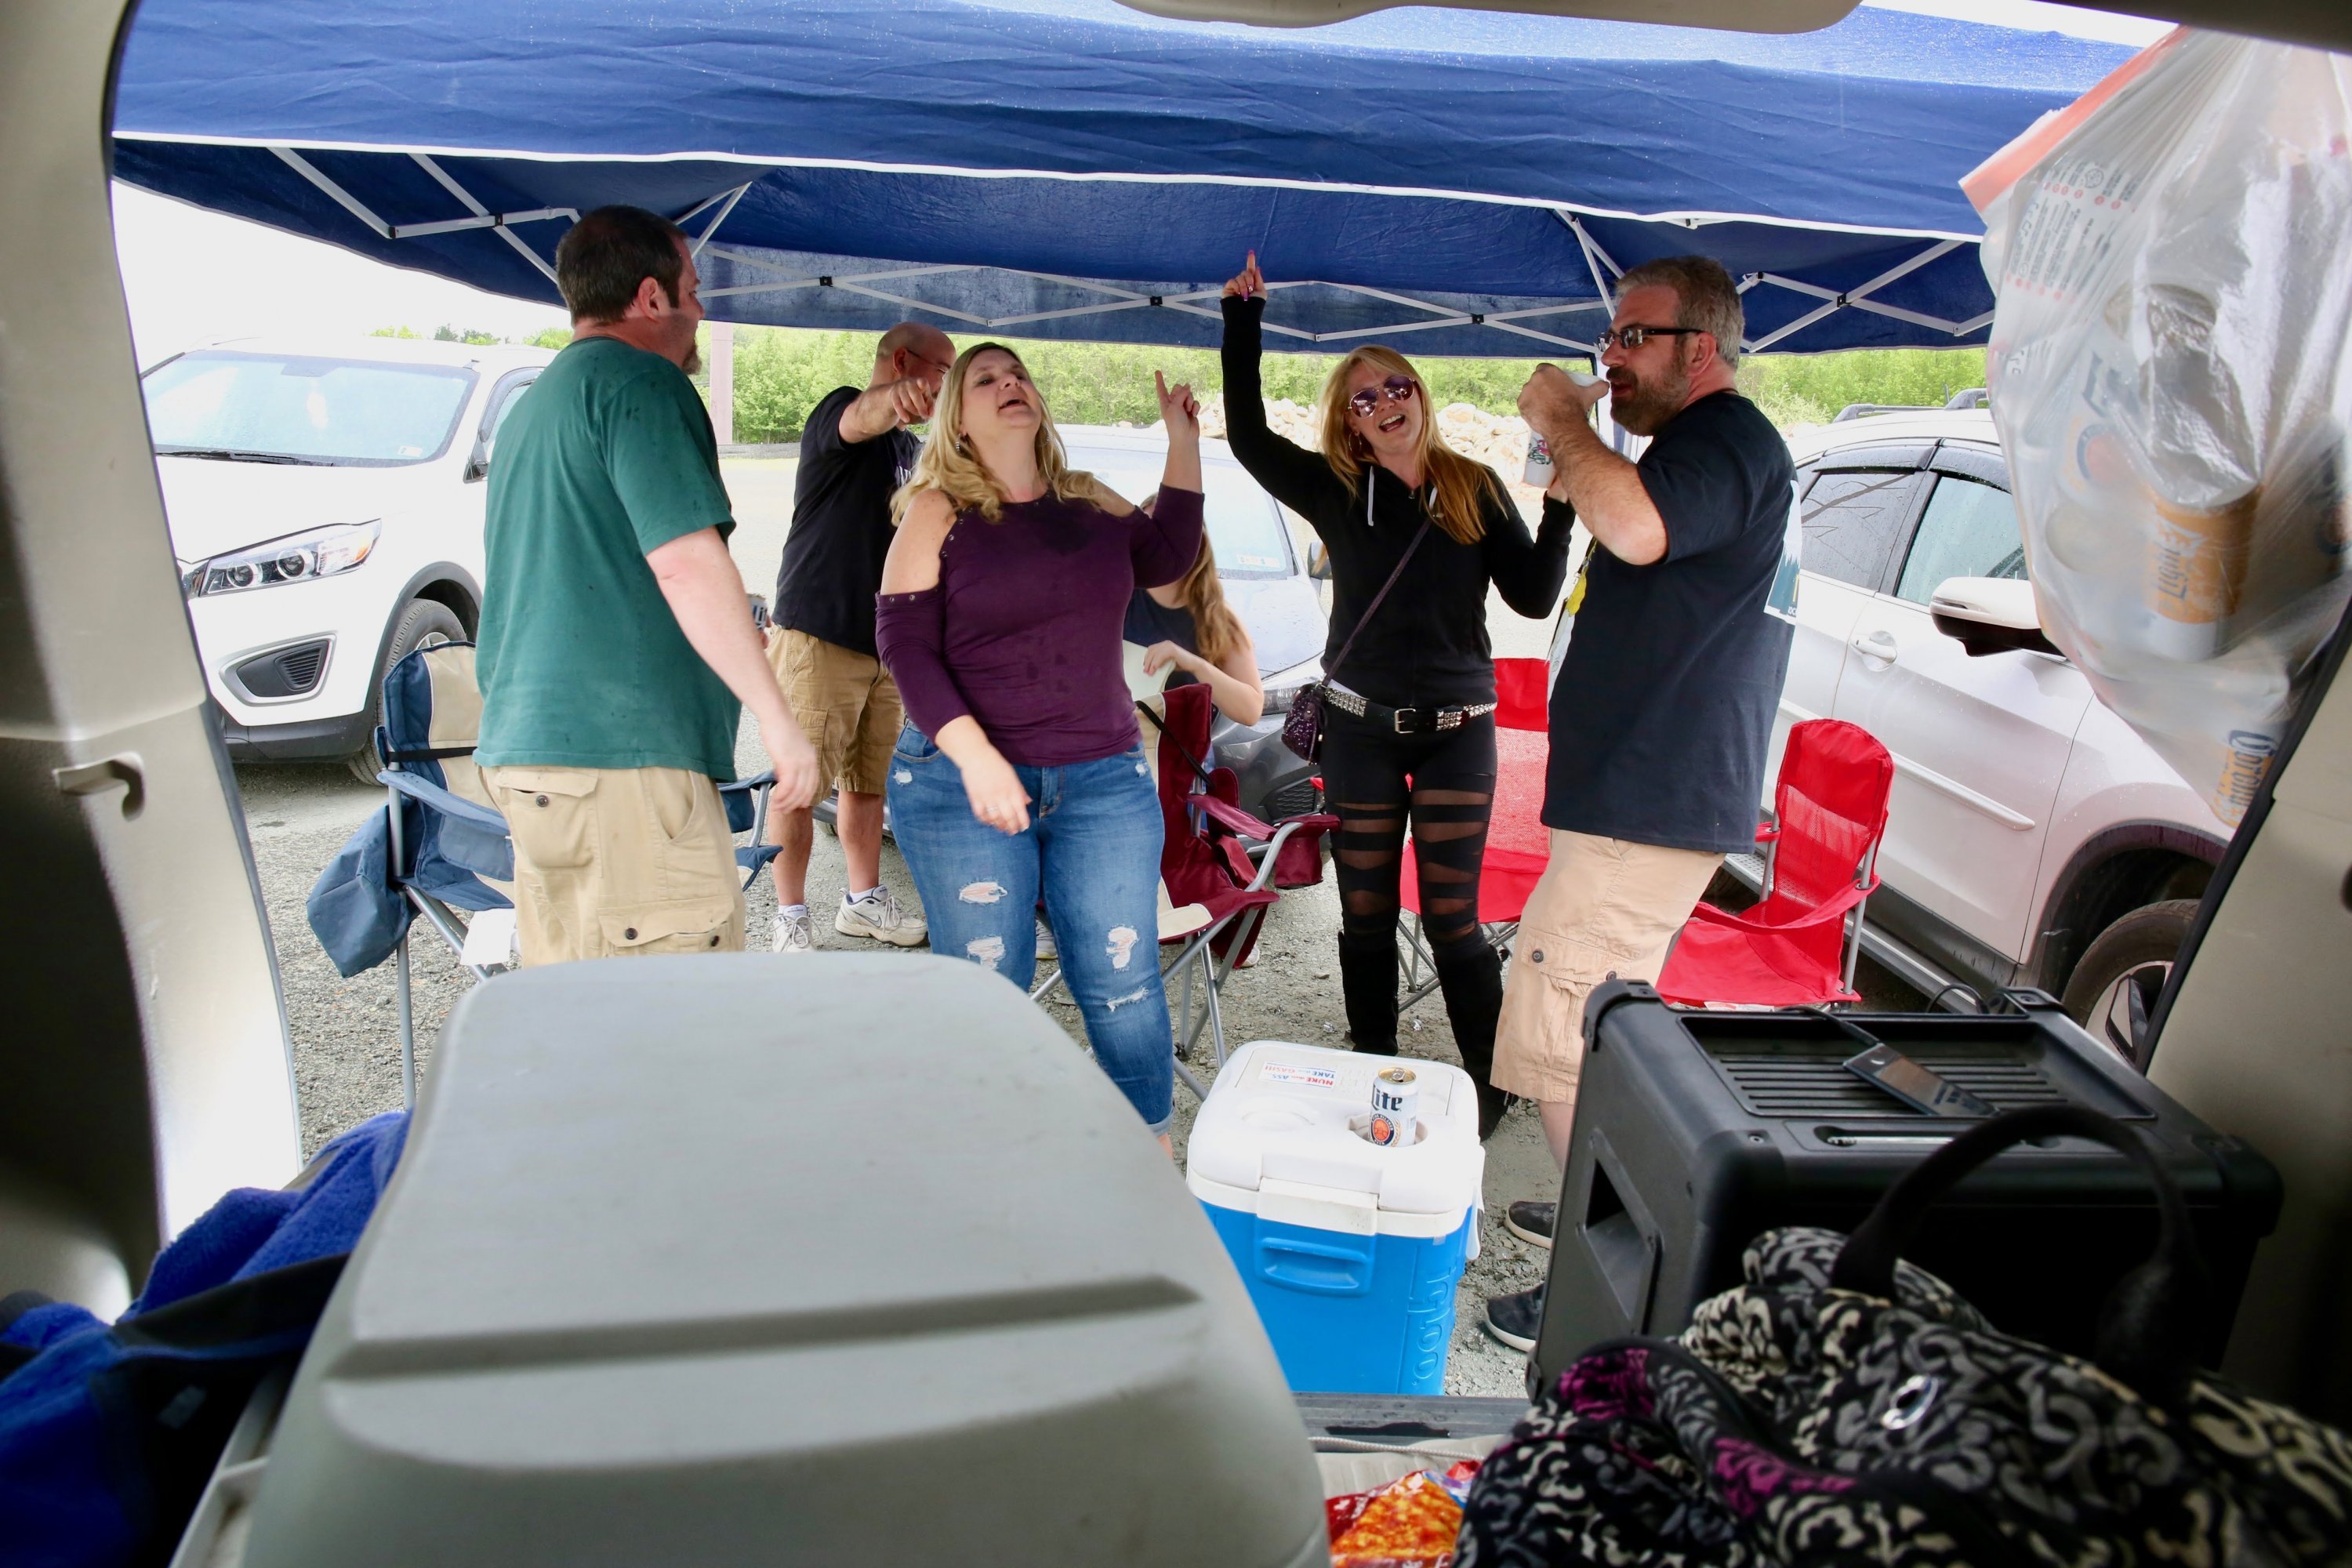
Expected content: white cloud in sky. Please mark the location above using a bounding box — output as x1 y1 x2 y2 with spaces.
113 183 568 368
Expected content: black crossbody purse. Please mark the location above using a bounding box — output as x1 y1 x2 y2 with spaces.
1282 492 1432 763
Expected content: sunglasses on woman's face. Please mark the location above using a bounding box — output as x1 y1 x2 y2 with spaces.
1347 375 1417 419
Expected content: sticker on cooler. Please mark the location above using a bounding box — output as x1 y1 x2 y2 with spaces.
1258 1059 1342 1091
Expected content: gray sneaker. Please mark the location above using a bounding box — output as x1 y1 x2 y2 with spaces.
1035 916 1057 961
1504 1200 1556 1250
771 908 814 954
1483 1285 1544 1353
837 885 927 947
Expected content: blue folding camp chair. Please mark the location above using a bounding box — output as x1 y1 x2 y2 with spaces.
318 641 777 1107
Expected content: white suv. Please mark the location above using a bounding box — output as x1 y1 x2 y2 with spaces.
144 336 554 779
1762 406 2229 1062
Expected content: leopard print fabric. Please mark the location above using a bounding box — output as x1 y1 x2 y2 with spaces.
1457 1229 2352 1566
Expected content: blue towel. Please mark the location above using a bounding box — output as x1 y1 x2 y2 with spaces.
0 1112 407 1567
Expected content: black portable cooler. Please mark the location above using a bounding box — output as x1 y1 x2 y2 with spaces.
1530 982 2282 1393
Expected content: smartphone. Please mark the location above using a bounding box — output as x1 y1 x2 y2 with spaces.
1843 1044 1997 1119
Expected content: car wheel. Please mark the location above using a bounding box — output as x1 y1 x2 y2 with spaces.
344 597 466 784
2060 898 2200 1072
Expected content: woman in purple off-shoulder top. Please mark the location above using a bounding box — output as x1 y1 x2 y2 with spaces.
875 343 1205 1147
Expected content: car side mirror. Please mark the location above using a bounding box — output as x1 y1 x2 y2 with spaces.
1929 576 2062 659
463 442 491 484
1308 543 1332 581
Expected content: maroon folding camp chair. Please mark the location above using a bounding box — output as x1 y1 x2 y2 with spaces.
1655 717 1894 1010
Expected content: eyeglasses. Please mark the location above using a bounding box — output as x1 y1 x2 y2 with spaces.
1347 375 1418 419
1595 325 1702 354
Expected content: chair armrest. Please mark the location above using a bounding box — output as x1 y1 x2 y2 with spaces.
1197 795 1277 840
718 771 774 835
1242 821 1301 893
1689 877 1876 936
380 771 510 836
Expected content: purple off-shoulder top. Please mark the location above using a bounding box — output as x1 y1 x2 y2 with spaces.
876 485 1205 767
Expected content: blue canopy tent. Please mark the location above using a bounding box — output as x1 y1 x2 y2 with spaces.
111 0 2130 357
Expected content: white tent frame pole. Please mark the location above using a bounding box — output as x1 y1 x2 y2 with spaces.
254 143 1979 354
688 183 751 258
267 146 394 238
1744 238 1969 352
408 154 561 282
1559 212 1622 318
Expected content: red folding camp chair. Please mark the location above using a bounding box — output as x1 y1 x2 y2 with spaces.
1033 682 1338 1094
1655 717 1894 1010
1397 657 1552 1010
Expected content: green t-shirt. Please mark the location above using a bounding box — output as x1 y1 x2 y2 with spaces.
475 337 740 779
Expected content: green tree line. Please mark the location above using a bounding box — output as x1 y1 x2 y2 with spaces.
718 325 1985 442
376 321 1987 437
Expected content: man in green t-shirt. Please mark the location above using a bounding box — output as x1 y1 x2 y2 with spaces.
476 205 818 964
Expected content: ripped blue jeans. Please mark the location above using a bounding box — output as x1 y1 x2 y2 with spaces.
886 725 1173 1134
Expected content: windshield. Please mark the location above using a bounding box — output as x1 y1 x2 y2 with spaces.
1090 463 1294 579
143 351 477 466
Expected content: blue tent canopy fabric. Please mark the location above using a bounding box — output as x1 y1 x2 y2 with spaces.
112 0 2131 356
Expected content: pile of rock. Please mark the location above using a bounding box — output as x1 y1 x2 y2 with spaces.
1190 394 1546 523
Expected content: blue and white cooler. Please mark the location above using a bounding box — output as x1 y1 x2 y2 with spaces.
1185 1041 1485 1394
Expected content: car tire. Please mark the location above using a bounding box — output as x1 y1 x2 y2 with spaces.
2060 898 2200 1073
344 597 466 784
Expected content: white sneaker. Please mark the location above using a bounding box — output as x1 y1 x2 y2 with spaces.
772 908 814 954
837 885 927 947
1035 916 1058 960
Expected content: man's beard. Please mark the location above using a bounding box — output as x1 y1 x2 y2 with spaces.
1607 354 1692 437
681 340 703 377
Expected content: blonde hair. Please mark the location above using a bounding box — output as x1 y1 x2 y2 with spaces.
1313 346 1500 546
1171 535 1246 666
891 341 1111 524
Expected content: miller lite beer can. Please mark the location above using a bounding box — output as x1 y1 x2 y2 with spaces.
1368 1066 1419 1147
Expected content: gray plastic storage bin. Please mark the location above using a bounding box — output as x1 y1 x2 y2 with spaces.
242 955 1323 1566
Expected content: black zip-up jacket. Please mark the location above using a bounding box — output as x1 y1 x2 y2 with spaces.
1221 295 1573 709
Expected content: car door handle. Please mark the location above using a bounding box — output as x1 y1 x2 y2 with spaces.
1850 630 1900 662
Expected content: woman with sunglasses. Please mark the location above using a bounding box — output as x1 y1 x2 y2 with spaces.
1221 252 1574 1138
877 342 1205 1151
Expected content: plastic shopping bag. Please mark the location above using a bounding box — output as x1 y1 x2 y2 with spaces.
1966 31 2352 827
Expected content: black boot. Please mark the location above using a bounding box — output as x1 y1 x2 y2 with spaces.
1338 931 1399 1055
1431 936 1511 1140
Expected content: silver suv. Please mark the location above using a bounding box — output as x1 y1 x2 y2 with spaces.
1760 406 2229 1062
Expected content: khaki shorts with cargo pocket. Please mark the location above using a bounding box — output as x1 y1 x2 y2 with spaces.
483 764 746 966
1490 829 1723 1108
768 628 903 799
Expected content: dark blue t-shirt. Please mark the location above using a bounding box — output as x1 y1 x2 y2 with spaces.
1544 391 1798 854
1122 588 1200 690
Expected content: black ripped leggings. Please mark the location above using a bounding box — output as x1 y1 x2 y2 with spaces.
1319 709 1506 1125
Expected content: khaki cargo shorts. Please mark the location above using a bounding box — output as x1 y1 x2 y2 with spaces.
483 764 746 967
1491 829 1722 1106
767 629 902 798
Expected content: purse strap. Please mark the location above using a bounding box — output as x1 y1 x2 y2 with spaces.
1136 699 1216 789
1829 1104 2210 1406
1322 476 1433 688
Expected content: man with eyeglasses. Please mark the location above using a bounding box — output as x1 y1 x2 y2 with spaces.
1480 255 1798 1352
764 321 956 953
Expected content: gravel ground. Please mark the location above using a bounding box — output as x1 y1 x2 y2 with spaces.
243 450 1923 1401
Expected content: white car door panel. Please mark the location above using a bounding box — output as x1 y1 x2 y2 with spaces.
1768 450 1932 804
1832 469 2090 959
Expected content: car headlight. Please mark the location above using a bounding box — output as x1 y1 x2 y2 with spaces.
186 520 380 597
1259 655 1324 717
